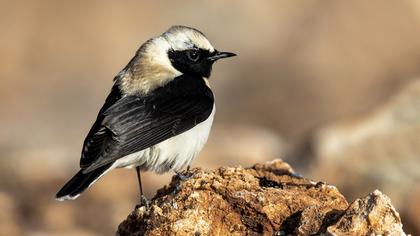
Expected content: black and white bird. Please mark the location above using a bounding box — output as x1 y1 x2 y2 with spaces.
56 26 235 201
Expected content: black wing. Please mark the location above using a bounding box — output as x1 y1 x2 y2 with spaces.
80 74 214 173
79 83 123 167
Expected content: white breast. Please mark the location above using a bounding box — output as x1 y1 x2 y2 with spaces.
113 105 215 173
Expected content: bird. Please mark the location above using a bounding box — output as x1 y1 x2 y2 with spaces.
55 25 236 201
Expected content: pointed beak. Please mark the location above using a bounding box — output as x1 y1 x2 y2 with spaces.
208 50 237 62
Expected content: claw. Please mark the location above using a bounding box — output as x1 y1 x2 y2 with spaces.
136 194 150 209
175 165 193 181
172 166 193 195
171 183 182 196
175 171 193 181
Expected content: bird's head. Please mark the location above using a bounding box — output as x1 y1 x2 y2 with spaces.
119 26 235 95
163 26 236 78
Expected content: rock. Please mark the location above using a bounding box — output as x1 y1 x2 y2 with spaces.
306 79 420 234
311 79 420 203
314 79 420 160
117 160 408 235
326 190 406 236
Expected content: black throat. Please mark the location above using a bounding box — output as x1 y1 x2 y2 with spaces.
149 73 213 105
167 49 216 78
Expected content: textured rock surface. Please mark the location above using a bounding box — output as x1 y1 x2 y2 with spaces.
305 79 420 234
326 190 406 236
117 160 407 235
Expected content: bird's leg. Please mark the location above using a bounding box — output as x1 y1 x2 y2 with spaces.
135 166 149 208
172 165 194 195
175 165 193 181
135 166 144 196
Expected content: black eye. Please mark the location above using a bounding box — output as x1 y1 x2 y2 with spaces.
186 50 200 62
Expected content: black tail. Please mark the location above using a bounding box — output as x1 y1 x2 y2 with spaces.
56 164 113 201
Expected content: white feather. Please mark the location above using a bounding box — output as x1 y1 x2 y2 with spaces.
56 194 80 201
112 105 215 173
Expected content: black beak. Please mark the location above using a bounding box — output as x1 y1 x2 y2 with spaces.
208 50 237 62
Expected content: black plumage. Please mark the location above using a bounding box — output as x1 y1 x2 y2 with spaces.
168 48 216 78
56 163 113 199
56 74 213 199
80 74 214 173
56 25 235 201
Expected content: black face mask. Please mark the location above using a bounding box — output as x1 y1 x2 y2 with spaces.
168 49 236 78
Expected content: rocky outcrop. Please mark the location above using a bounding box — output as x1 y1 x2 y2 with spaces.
326 190 406 236
117 160 407 235
305 79 420 234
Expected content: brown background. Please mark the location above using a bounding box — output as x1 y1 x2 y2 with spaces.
1 1 420 235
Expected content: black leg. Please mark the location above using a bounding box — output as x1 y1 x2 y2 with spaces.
135 166 143 196
135 167 149 208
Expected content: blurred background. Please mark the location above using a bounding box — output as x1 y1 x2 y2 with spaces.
1 0 420 235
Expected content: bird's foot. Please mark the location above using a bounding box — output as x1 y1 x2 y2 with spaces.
136 194 150 209
171 184 182 196
172 166 193 195
175 171 193 181
175 166 193 181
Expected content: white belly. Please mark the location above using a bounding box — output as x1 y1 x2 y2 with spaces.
112 105 215 173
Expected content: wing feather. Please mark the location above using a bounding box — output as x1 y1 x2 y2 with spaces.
80 75 214 173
